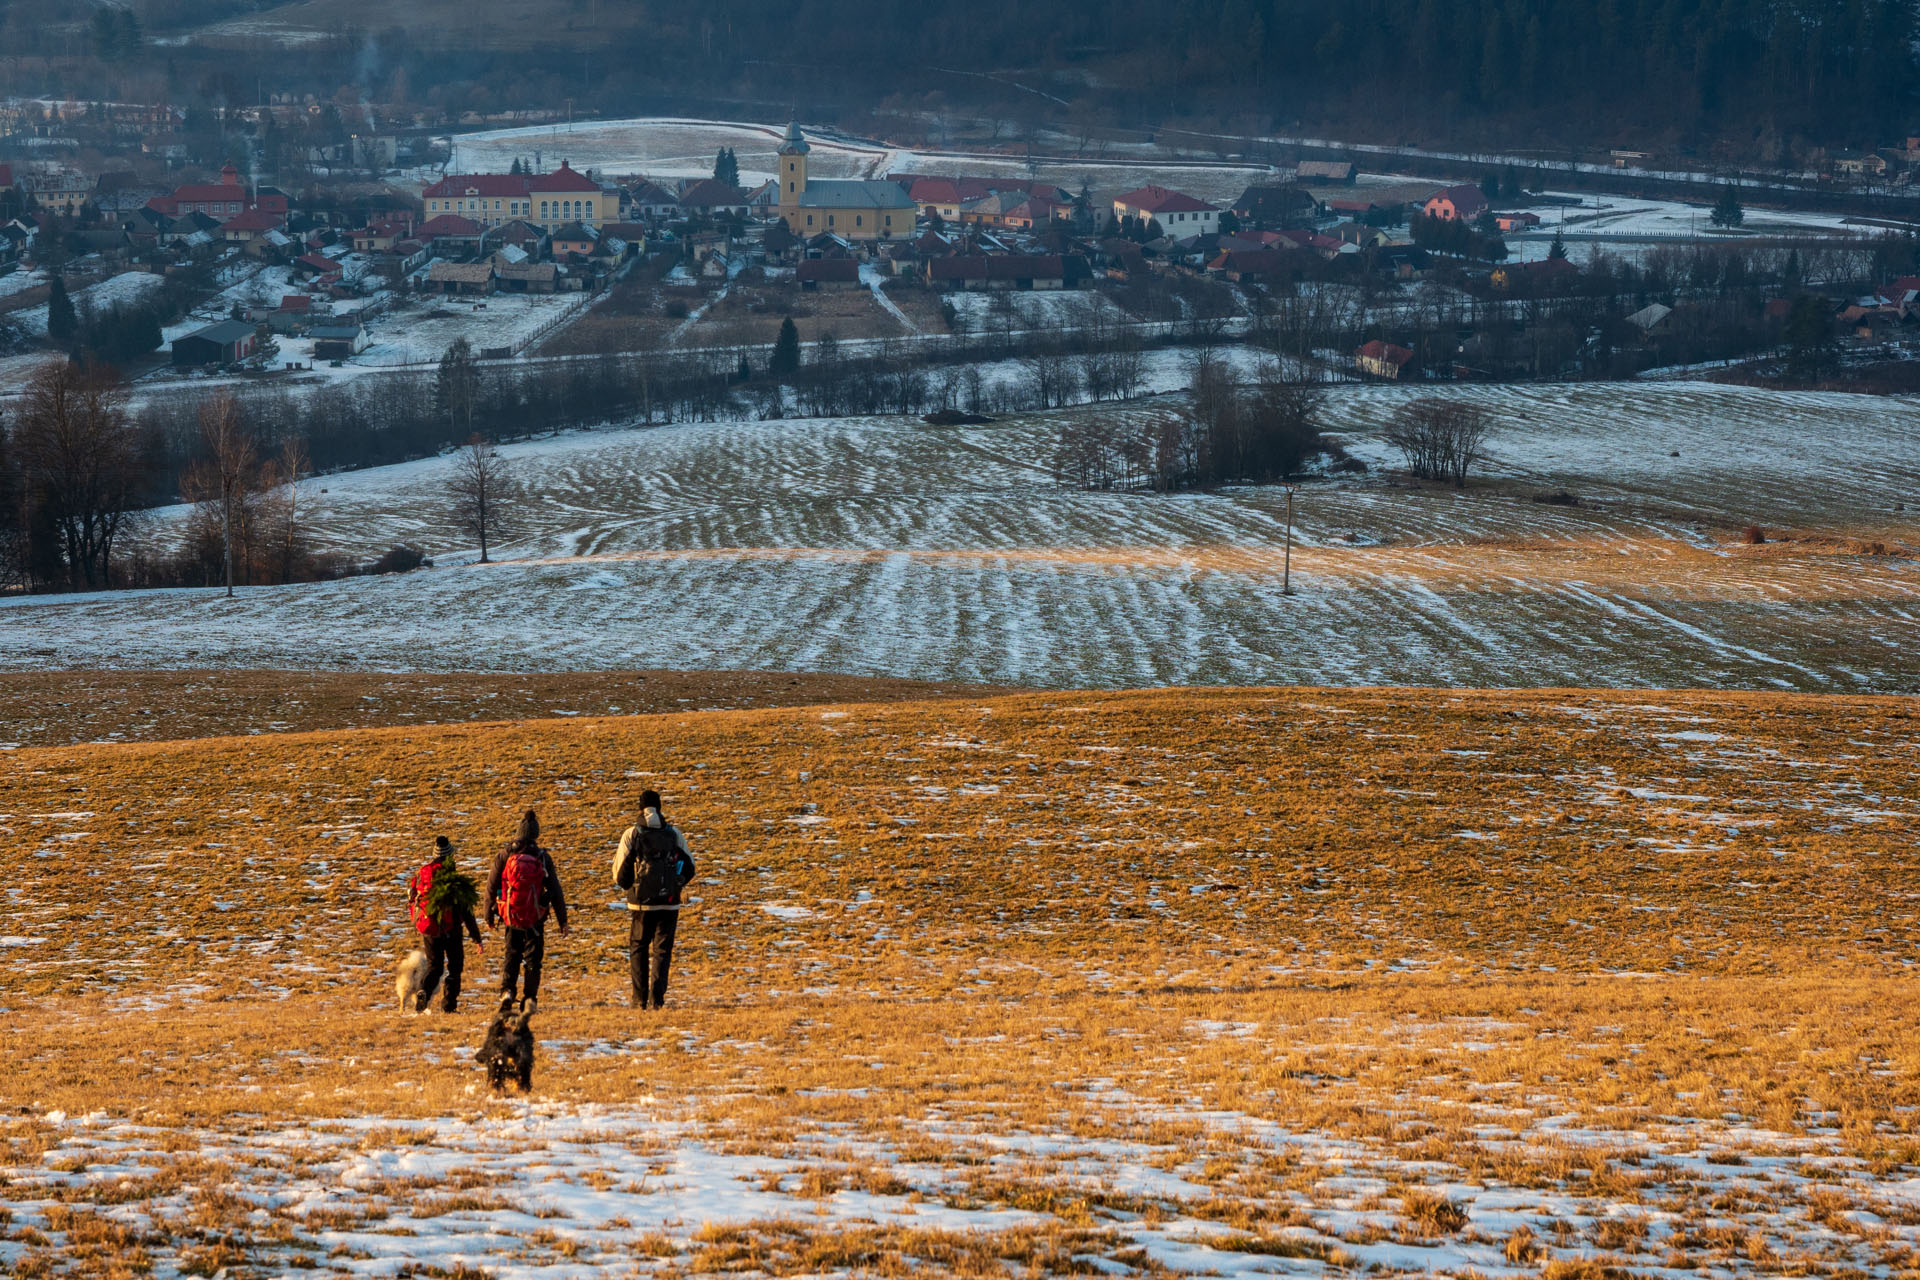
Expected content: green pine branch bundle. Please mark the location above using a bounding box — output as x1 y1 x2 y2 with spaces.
426 868 479 917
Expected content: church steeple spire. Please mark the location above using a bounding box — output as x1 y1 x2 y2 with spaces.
778 120 809 209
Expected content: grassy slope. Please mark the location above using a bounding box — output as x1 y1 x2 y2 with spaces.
7 684 1917 1100
7 682 1920 1273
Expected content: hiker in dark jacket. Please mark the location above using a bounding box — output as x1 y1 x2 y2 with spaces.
613 789 697 1010
408 835 484 1013
486 809 569 1005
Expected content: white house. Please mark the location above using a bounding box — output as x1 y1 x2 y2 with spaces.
1112 184 1220 238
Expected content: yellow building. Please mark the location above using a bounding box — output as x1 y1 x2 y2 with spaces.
422 161 609 230
775 122 918 241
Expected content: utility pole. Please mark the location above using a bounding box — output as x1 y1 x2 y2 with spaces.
1282 483 1299 595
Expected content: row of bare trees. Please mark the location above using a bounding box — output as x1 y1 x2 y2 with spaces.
1054 355 1327 492
0 366 341 593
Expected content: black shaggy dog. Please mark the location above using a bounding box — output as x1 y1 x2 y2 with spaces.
476 994 536 1091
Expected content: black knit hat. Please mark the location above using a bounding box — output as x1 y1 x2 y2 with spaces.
517 810 540 846
639 789 662 811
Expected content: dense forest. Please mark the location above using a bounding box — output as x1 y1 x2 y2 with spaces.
0 0 1915 155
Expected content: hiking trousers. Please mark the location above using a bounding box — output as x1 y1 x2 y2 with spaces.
419 932 466 1013
500 925 545 1003
629 909 678 1008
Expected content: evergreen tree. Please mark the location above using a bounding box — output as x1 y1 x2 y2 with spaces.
769 317 801 376
90 7 117 58
1548 228 1568 261
45 275 76 345
1709 186 1744 229
1480 172 1501 202
1783 295 1837 382
113 9 141 58
713 147 740 187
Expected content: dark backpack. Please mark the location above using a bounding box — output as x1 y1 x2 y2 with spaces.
627 824 682 906
501 847 546 929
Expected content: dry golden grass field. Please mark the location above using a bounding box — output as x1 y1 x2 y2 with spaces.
3 679 1919 1277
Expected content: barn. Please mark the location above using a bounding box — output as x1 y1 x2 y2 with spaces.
171 320 258 367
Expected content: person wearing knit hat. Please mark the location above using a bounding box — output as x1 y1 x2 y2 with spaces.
486 809 569 1005
405 835 484 1014
612 789 697 1010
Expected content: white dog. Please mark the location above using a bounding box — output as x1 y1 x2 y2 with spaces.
395 949 432 1015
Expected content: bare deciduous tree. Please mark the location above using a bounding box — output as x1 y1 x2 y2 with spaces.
184 391 257 596
446 435 516 564
262 436 316 584
1382 398 1494 488
14 363 142 590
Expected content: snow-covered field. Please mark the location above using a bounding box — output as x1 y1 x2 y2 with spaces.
3 381 1915 690
444 116 1279 204
8 269 168 335
331 290 591 366
8 1088 1904 1278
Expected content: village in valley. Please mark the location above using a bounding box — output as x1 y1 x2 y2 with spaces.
2 104 1919 401
5 7 1920 1275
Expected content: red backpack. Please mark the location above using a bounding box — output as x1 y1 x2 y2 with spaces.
410 860 449 935
500 847 546 929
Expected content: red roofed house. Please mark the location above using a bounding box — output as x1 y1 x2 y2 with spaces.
416 214 486 254
353 215 416 253
252 293 321 334
906 176 994 220
1206 248 1297 283
900 176 1070 222
149 164 285 219
422 160 611 230
959 191 1066 231
220 206 287 246
294 252 343 283
1423 185 1490 222
1355 339 1416 379
1112 185 1219 238
1495 211 1541 232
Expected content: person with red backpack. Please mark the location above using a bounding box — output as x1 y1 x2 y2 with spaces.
486 810 569 1005
613 789 697 1010
407 836 485 1014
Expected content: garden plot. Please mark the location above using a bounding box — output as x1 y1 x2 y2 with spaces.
2 380 1913 691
